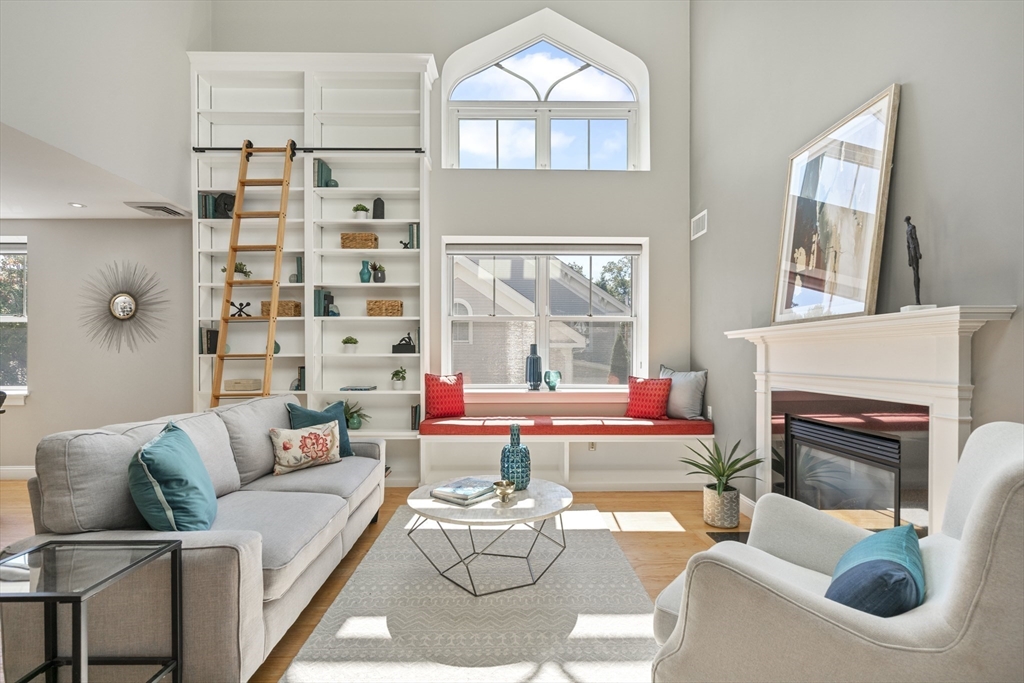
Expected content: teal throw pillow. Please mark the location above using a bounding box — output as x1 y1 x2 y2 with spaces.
128 422 218 531
287 402 353 457
825 524 925 617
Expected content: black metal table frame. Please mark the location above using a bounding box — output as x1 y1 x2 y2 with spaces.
408 513 567 597
0 539 183 683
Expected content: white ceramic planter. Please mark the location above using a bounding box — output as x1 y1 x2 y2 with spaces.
354 211 369 219
392 380 405 390
342 344 358 354
703 485 740 528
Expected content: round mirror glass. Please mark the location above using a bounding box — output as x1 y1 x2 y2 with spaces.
109 293 137 320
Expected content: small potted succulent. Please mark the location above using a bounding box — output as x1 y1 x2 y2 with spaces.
352 203 370 219
370 261 386 283
221 262 252 279
391 366 407 390
680 439 762 528
344 401 369 430
342 336 359 354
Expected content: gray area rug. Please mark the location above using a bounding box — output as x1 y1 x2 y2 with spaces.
282 504 658 682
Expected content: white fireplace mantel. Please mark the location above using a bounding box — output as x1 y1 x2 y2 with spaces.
725 305 1017 532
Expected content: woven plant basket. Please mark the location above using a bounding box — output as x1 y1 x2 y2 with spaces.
341 233 378 249
261 300 302 317
366 299 403 317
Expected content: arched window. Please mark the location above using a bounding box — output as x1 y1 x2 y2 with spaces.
452 299 473 344
442 9 650 170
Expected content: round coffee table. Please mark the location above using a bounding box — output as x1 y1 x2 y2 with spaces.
407 476 573 596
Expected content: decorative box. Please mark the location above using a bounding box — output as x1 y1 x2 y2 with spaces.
261 300 301 317
392 342 416 354
341 233 378 249
367 300 403 317
223 378 262 392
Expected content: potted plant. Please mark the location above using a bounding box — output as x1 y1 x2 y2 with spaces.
370 261 386 283
391 366 407 390
680 440 762 528
343 401 369 430
352 204 370 219
342 336 359 354
221 262 252 279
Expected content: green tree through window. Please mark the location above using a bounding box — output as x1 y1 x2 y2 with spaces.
0 246 28 388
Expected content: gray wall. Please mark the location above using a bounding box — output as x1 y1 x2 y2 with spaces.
210 0 693 380
0 220 193 469
689 0 1024 497
0 0 211 207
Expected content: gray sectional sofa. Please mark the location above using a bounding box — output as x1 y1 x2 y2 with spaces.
0 394 385 682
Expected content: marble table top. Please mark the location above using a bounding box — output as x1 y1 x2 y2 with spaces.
407 476 573 526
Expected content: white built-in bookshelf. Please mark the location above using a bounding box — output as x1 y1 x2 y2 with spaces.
189 52 437 447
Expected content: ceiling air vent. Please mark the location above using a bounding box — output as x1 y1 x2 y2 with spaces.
690 209 707 240
125 202 191 218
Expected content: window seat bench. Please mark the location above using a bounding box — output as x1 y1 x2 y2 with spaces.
417 415 715 490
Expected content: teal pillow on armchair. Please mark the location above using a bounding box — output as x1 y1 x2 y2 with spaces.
287 402 354 456
128 422 218 531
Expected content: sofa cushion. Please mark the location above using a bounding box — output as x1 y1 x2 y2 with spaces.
128 422 218 531
243 456 383 512
424 373 465 418
825 524 925 617
212 395 296 486
625 376 672 419
659 365 708 420
211 490 348 601
286 402 354 457
36 411 238 534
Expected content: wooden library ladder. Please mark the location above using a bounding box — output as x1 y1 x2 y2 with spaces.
210 139 296 408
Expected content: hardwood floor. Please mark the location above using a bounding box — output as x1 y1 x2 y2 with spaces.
0 482 749 682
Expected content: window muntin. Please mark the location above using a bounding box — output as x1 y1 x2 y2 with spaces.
451 41 634 103
0 237 28 391
551 119 628 170
446 250 639 387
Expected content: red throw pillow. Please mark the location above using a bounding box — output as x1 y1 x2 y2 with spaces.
625 376 672 419
424 373 465 418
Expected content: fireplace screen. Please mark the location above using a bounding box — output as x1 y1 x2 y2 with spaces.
786 416 901 527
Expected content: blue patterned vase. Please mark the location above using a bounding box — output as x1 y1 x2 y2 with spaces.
500 424 531 491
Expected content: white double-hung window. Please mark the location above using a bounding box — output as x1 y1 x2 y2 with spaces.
0 236 28 398
441 9 650 170
442 238 648 388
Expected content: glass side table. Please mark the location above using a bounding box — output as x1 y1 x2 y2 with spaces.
0 540 182 683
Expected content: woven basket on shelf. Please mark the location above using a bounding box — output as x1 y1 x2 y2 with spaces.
366 299 403 317
341 233 378 249
261 300 302 317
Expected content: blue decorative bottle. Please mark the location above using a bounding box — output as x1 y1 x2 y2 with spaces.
525 343 542 391
359 260 372 283
500 424 531 491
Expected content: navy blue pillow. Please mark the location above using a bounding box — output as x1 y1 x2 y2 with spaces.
286 402 353 457
825 524 925 617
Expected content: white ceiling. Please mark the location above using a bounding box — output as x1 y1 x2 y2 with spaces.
0 123 187 220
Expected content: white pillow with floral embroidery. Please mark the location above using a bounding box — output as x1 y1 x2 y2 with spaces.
269 420 341 475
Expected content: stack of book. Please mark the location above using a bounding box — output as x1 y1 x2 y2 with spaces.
407 223 420 249
198 326 218 354
197 192 217 219
314 159 333 188
431 477 495 506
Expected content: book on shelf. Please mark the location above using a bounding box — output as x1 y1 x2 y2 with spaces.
432 477 494 500
296 256 303 283
407 222 420 249
410 404 420 430
339 385 377 391
432 489 496 506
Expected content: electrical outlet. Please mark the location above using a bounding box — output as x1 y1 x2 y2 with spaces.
589 442 596 451
707 406 713 421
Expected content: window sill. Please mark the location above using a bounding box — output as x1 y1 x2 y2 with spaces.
464 387 627 404
0 390 28 406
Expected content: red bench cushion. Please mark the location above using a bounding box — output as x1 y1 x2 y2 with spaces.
418 415 714 436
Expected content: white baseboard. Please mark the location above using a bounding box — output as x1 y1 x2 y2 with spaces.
0 466 35 480
740 493 756 520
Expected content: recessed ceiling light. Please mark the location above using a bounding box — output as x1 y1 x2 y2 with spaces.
68 202 86 208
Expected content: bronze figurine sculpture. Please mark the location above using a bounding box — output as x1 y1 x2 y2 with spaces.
905 216 923 306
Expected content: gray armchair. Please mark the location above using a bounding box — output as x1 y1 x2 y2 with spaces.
652 421 1024 682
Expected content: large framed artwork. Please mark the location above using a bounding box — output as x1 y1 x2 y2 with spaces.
771 84 901 324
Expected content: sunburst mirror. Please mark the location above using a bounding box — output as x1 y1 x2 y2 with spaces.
81 261 168 352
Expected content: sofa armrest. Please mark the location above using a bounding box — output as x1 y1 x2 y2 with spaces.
2 529 265 683
350 437 386 462
746 493 871 575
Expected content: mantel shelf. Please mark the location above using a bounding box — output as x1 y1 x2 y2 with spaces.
725 305 1017 342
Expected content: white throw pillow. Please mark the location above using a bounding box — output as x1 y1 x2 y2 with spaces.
269 420 341 475
659 365 708 420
